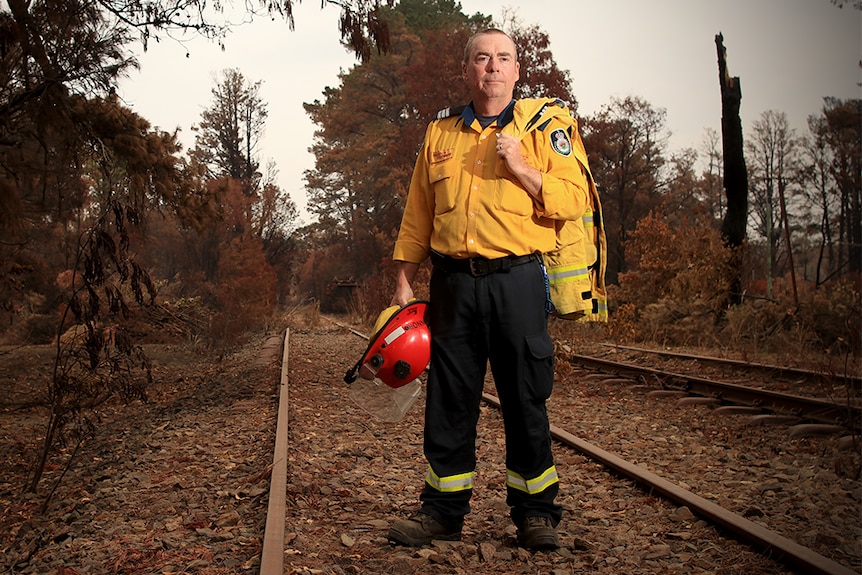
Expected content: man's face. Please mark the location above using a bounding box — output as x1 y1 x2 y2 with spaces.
463 32 520 103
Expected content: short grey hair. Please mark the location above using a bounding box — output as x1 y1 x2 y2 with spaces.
462 28 519 63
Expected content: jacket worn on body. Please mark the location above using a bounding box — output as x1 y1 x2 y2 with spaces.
394 98 588 262
393 98 607 321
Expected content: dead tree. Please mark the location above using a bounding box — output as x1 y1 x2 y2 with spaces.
715 33 749 306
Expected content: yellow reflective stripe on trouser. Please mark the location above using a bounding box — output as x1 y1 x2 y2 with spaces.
506 467 559 495
425 466 474 493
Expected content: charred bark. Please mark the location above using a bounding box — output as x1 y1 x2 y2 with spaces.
716 33 748 306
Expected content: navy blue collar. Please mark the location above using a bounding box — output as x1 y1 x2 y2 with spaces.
459 100 516 129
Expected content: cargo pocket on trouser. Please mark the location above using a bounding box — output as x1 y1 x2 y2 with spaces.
524 331 555 402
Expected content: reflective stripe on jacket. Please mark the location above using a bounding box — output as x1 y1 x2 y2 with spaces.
545 177 608 321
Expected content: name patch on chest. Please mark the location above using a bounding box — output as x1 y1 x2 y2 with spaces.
432 149 454 164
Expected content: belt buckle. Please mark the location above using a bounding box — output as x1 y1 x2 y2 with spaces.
468 257 490 277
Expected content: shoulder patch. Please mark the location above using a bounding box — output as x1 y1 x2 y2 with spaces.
550 128 573 157
435 105 465 120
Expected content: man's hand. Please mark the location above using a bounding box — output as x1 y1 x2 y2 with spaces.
391 261 419 306
495 132 524 167
496 133 543 200
391 283 414 307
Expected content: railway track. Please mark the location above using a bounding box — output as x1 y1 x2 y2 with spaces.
596 343 862 392
257 320 860 575
487 390 855 575
568 353 861 437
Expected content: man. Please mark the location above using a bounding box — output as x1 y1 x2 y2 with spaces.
387 28 591 551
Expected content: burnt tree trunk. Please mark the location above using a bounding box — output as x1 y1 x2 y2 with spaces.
716 33 748 306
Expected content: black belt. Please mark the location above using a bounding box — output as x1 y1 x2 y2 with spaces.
431 251 537 277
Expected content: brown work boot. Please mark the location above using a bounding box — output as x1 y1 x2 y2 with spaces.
517 516 560 551
387 512 462 547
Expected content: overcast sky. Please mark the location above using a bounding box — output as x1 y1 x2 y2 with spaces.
118 0 861 220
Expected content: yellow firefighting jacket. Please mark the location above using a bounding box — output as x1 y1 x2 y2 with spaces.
393 98 589 262
394 97 607 321
503 99 608 322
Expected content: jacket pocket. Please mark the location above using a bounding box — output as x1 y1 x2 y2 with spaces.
428 157 459 215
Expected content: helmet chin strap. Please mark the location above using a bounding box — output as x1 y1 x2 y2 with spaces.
344 357 363 384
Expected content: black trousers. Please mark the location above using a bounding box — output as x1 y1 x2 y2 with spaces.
419 258 562 527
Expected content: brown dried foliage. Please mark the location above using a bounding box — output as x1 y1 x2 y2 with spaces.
610 210 861 360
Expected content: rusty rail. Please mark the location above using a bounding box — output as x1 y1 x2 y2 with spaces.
571 354 860 432
260 329 290 575
483 391 859 575
597 343 862 391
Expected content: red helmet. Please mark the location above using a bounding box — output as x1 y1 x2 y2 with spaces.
344 300 431 389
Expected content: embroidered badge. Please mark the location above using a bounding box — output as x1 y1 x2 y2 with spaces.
550 129 572 157
432 149 454 163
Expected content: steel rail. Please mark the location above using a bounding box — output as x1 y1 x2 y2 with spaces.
259 328 290 575
482 391 859 575
571 354 861 432
597 343 862 391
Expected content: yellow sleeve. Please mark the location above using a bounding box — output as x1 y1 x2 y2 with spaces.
393 123 435 263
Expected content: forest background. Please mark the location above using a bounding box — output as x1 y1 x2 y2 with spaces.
1 0 860 486
2 0 860 344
